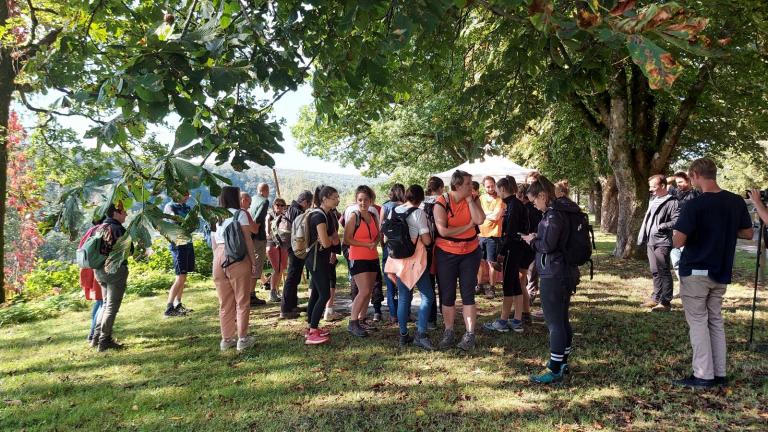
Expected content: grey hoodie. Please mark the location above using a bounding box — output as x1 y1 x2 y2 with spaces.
531 197 581 279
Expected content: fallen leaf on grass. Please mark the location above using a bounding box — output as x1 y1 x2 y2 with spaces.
316 377 328 384
415 409 425 417
131 405 139 411
4 400 22 406
293 384 305 391
169 416 183 420
205 412 214 420
593 421 604 429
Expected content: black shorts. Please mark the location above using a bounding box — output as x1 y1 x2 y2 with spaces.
479 237 500 262
502 246 523 297
435 246 482 307
170 243 195 275
349 259 380 276
520 244 535 269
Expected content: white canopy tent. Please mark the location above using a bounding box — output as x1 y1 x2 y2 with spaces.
433 156 536 184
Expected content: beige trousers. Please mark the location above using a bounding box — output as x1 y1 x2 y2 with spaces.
680 275 727 380
213 245 252 339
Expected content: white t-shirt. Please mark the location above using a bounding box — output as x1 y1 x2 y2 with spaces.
214 208 250 244
393 204 430 240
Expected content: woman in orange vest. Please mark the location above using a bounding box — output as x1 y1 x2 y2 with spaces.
433 170 486 351
344 185 381 337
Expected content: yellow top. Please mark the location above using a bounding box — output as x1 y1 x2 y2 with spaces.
479 194 505 238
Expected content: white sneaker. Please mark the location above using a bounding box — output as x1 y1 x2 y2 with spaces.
220 338 237 351
236 335 256 352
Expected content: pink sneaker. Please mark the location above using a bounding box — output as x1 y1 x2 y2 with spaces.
304 327 331 338
305 329 330 345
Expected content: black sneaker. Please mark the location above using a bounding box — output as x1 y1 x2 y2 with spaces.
250 295 266 307
164 306 183 318
399 333 414 346
347 321 369 338
98 337 125 352
90 332 101 348
175 303 191 314
672 374 715 389
714 376 728 386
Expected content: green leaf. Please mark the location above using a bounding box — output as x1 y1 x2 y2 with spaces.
105 234 132 274
172 95 197 118
174 120 197 151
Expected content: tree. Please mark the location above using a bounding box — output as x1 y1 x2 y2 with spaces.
301 0 768 258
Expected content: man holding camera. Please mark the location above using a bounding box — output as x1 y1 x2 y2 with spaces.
638 174 679 312
672 158 753 388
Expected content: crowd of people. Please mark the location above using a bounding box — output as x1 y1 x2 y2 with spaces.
79 157 759 388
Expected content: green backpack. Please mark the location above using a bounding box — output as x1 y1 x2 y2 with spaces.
76 226 107 270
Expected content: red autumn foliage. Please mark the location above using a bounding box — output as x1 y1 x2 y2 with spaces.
5 112 44 295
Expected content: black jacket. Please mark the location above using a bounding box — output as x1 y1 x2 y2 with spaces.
287 200 304 224
531 198 580 279
498 195 527 257
637 194 679 247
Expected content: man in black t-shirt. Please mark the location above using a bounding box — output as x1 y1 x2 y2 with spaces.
671 158 753 389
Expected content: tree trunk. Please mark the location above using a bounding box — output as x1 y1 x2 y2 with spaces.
605 66 647 258
600 174 618 234
590 178 603 227
0 49 13 304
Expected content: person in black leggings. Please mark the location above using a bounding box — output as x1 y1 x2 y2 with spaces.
304 186 341 345
522 175 579 384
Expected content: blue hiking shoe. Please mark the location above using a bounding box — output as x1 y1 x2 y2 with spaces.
529 367 564 384
483 319 510 333
509 319 523 333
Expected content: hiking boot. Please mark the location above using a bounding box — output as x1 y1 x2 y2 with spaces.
640 300 658 308
164 305 184 318
372 312 382 322
269 291 281 303
414 333 434 351
530 367 564 384
438 329 455 350
671 375 715 389
220 337 237 351
483 319 510 333
347 321 369 338
399 333 414 346
509 319 524 333
175 303 191 314
484 285 496 299
651 303 671 312
236 335 256 352
359 319 379 332
305 329 330 345
279 311 299 320
456 332 476 351
98 337 124 352
250 295 266 307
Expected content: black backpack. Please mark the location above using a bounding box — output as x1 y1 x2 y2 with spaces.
222 210 248 268
381 207 418 259
557 208 596 279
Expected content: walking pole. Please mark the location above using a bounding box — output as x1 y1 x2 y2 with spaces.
272 168 281 198
749 219 764 349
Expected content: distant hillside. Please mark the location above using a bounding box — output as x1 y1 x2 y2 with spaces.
196 164 384 205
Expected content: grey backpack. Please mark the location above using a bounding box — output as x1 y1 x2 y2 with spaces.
222 210 248 268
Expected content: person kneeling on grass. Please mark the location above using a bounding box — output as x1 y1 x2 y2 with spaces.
384 185 435 351
484 176 528 334
522 176 579 384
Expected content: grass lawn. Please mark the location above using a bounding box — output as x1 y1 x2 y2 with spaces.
2 231 767 431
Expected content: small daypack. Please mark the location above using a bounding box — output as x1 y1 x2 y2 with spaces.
222 210 248 268
270 213 292 247
382 207 418 259
291 208 324 259
76 225 107 270
557 208 596 279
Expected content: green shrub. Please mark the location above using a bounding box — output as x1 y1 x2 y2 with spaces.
0 292 87 326
127 270 174 297
23 260 80 300
193 238 213 277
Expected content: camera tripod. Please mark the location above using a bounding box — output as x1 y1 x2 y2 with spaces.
749 219 768 353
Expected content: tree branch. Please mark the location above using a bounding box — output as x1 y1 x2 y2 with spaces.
651 60 714 173
181 0 200 38
18 90 107 125
17 27 63 63
474 0 526 23
25 0 38 43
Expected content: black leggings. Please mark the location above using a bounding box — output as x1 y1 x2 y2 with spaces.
540 277 574 356
501 244 523 297
435 247 482 307
307 253 331 328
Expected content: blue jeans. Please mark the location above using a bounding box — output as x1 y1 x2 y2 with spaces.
382 248 397 316
89 300 104 339
396 270 434 335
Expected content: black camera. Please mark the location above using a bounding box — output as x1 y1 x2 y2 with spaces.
745 189 768 202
